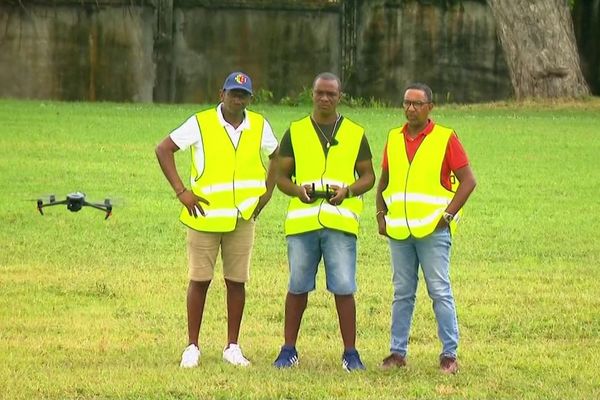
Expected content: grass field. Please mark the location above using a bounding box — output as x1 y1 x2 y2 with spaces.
1 98 600 399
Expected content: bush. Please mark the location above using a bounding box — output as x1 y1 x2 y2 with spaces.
252 88 274 104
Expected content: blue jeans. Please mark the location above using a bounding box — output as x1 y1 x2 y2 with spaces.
287 229 357 295
388 227 458 358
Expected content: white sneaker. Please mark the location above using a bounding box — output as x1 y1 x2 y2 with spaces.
223 343 250 366
180 344 200 368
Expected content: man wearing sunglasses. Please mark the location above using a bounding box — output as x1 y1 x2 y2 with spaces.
376 82 476 374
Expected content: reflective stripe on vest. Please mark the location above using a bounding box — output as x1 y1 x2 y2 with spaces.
179 108 266 232
382 124 460 239
284 116 364 236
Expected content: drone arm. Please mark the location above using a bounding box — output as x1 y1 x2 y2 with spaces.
84 201 113 220
83 201 108 212
38 199 68 215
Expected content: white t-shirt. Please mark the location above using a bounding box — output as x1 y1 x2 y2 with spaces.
170 104 278 177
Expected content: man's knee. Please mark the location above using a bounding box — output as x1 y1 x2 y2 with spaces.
189 280 211 290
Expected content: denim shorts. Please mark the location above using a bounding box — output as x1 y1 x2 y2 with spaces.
286 229 357 295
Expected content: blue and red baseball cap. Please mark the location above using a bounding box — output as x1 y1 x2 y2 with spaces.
222 72 253 95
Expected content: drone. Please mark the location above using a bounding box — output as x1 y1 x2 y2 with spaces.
37 192 113 220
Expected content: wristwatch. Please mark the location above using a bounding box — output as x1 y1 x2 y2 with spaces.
442 212 454 224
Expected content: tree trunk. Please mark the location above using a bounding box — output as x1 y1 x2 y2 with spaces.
487 0 590 99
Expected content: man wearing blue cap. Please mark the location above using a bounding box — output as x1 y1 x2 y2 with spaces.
156 72 279 368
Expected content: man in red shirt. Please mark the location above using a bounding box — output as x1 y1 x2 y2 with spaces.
375 83 476 374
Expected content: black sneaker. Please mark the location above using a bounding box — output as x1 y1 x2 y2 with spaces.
342 349 365 372
273 345 299 369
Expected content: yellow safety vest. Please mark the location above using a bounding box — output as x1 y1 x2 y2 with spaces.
179 108 266 232
285 116 364 236
383 124 460 239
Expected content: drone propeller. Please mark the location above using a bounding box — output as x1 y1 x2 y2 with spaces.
27 194 56 202
33 194 60 215
99 195 124 206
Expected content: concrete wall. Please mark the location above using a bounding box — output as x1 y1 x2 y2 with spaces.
170 6 340 103
0 0 597 104
0 4 155 102
349 1 511 103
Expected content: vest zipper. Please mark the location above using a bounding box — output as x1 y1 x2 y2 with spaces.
403 161 413 237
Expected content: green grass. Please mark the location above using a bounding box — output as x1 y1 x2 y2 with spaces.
1 98 600 399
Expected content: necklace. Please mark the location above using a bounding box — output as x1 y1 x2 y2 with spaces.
312 114 341 149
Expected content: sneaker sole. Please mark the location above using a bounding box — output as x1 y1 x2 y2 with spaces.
274 357 299 369
180 362 198 368
223 359 251 367
343 362 365 372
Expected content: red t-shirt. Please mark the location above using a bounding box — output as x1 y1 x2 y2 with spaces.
381 120 469 191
